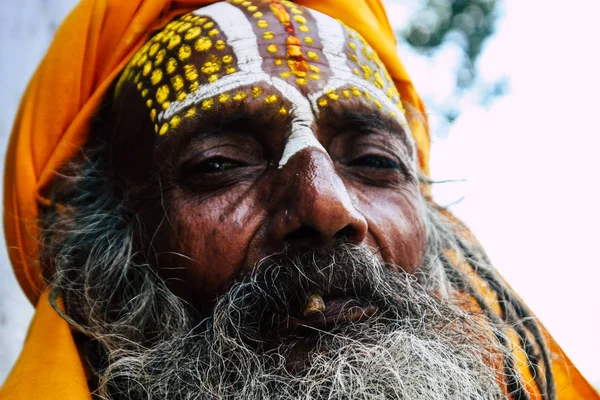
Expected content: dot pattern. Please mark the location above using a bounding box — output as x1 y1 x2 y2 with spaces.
116 0 406 136
116 13 239 135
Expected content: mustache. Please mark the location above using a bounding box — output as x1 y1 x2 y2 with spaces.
200 244 433 343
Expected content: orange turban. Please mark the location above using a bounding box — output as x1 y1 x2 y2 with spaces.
1 0 596 398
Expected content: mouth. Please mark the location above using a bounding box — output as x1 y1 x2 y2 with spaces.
279 296 378 336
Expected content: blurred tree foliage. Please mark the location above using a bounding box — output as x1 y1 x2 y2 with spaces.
402 0 498 88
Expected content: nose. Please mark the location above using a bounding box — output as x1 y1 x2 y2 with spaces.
268 149 368 248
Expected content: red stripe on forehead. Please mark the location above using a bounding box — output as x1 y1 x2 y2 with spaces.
228 0 332 91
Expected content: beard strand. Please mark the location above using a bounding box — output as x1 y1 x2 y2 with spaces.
80 244 506 400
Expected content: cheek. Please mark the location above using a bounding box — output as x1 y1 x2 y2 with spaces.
158 189 263 308
354 186 426 272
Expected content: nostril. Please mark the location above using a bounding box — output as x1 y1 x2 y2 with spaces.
333 225 358 242
284 225 322 246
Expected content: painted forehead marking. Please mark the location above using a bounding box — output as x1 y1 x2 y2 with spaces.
118 0 415 168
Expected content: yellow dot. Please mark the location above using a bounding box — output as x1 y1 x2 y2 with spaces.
201 61 220 75
390 112 397 118
265 94 278 104
215 40 226 50
154 49 165 65
351 87 361 97
318 98 328 107
167 34 181 50
141 89 149 98
374 99 382 108
241 0 251 6
257 20 269 28
136 53 148 67
278 106 288 115
349 42 357 50
247 5 258 12
150 69 163 85
154 124 159 134
306 51 318 60
137 82 143 90
296 77 307 85
298 25 309 33
327 90 339 101
146 99 153 109
194 17 208 25
263 31 274 40
203 21 215 29
348 32 356 39
150 108 156 121
133 72 141 83
353 68 360 75
171 75 184 91
177 22 192 33
222 55 233 64
374 71 384 88
149 43 160 57
166 58 178 75
142 61 153 76
280 71 291 78
161 30 174 44
208 74 219 83
342 89 351 98
177 91 187 101
201 98 214 110
155 85 169 104
185 107 196 118
178 44 192 61
349 54 358 62
303 36 314 45
232 0 243 4
251 87 263 98
185 27 202 41
184 64 199 81
309 65 320 73
219 93 230 104
162 101 171 110
208 28 220 37
189 82 199 92
293 15 306 24
253 11 263 18
170 116 181 129
267 44 278 53
361 64 372 79
159 123 169 135
233 91 247 101
363 91 371 100
195 37 212 52
274 58 283 66
291 8 302 14
308 74 320 80
226 66 237 74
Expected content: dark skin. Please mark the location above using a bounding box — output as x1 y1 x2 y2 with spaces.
106 7 427 316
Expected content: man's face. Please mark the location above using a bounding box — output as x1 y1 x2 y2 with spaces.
115 0 426 312
57 2 505 397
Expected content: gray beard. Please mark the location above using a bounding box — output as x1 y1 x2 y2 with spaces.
73 245 506 400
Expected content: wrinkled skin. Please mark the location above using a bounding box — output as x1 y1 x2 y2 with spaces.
108 0 426 314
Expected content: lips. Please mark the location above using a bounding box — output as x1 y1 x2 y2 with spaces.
281 297 377 335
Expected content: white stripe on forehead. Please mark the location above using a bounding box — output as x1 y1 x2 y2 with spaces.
307 9 417 167
161 2 326 169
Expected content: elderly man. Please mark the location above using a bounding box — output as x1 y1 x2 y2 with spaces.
1 0 597 399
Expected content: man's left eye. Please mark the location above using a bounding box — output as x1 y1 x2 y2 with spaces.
349 155 400 169
194 157 242 174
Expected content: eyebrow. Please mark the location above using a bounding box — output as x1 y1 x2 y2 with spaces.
327 107 414 157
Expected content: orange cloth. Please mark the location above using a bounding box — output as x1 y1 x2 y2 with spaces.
1 0 596 398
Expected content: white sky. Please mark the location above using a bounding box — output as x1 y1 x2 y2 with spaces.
388 0 600 385
1 0 599 388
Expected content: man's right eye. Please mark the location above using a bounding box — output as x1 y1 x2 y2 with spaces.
193 157 242 174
